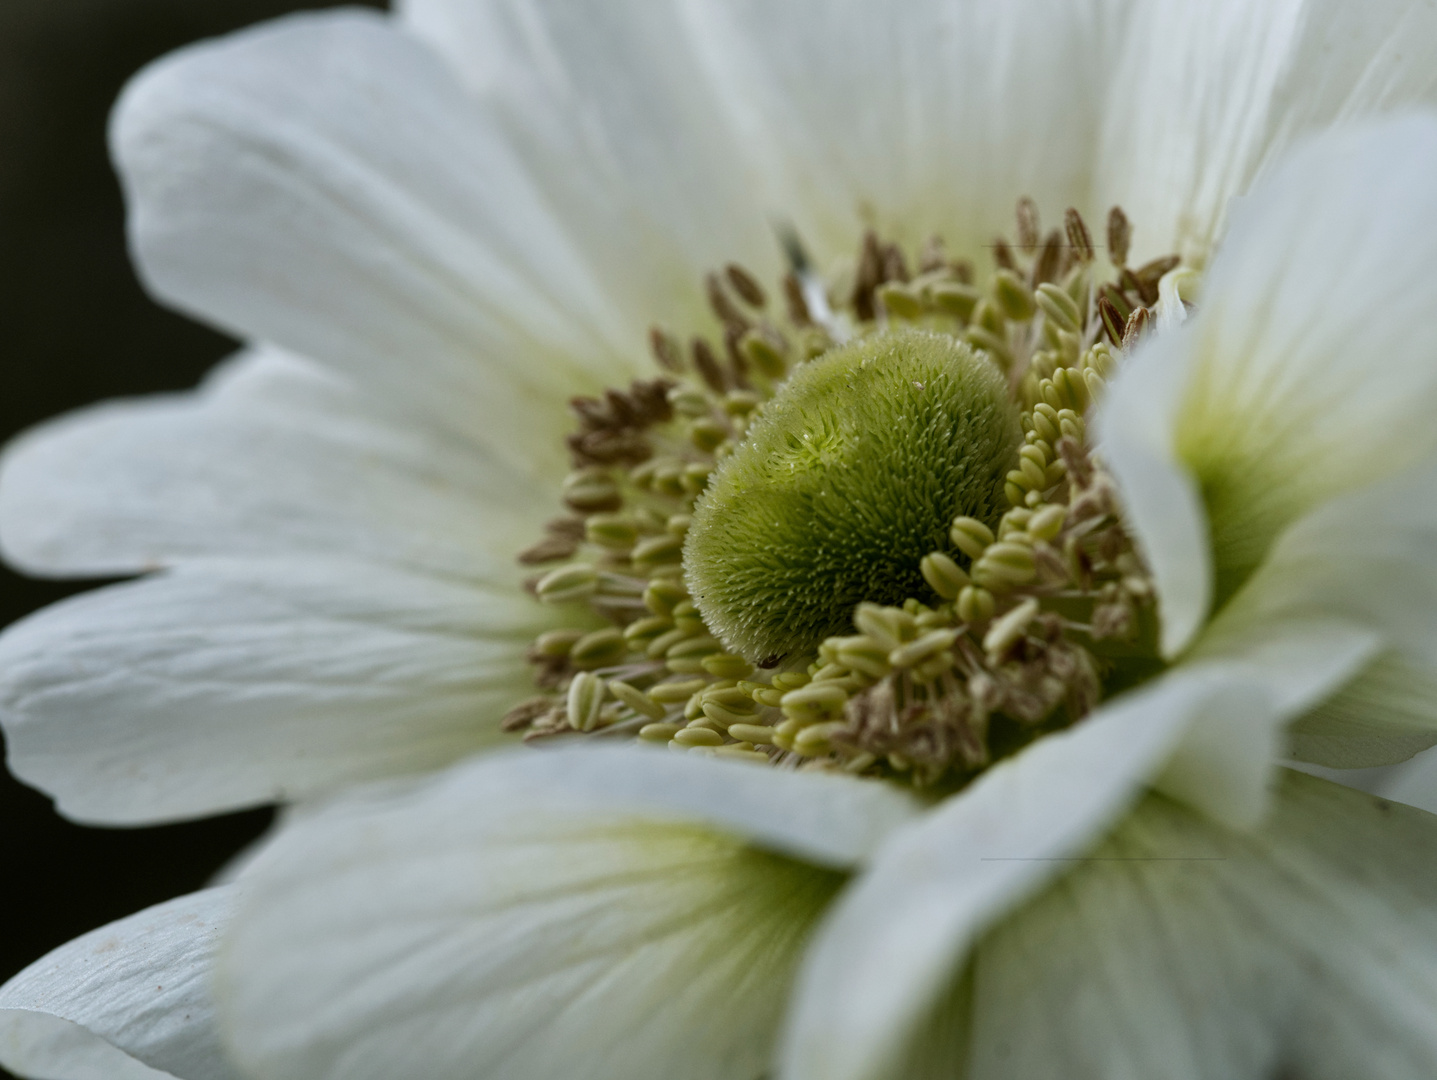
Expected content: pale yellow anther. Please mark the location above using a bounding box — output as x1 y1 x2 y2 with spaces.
566 672 606 732
623 616 673 647
780 683 850 716
570 628 627 668
834 635 893 678
533 628 584 657
878 283 925 320
585 514 638 549
648 678 707 704
562 469 620 511
702 700 755 727
639 722 683 742
667 387 711 417
794 720 847 757
690 418 728 453
982 598 1040 657
631 534 683 568
771 672 812 691
992 270 1036 321
702 653 752 679
854 603 917 649
643 578 688 617
949 516 995 560
930 281 981 320
608 680 668 721
957 585 996 624
920 551 969 600
666 514 692 537
740 330 788 379
728 723 778 745
1027 504 1067 541
1035 282 1080 333
889 628 960 668
536 564 599 604
672 727 724 748
714 746 772 764
645 626 693 659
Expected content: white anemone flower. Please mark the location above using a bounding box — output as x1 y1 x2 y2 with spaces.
6 1 1437 1077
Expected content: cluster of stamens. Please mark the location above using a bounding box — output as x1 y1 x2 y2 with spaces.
506 200 1182 788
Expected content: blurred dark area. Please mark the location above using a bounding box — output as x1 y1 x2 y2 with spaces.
0 0 381 1038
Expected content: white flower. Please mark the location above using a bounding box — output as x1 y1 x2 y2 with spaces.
3 0 1436 823
6 0 1437 1076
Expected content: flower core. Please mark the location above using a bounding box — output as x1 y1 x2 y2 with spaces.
509 203 1177 786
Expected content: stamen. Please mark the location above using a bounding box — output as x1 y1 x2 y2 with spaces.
508 199 1183 788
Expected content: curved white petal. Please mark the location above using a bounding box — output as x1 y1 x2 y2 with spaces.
0 557 556 824
1195 455 1437 769
1101 115 1437 647
0 347 545 580
398 0 785 332
1102 0 1437 264
674 0 1114 265
112 11 634 463
965 772 1437 1079
780 625 1375 1080
1289 654 1437 768
0 889 239 1080
217 747 920 1080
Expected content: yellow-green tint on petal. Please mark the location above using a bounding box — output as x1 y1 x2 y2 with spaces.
964 772 1437 1079
686 329 1020 664
1288 652 1437 769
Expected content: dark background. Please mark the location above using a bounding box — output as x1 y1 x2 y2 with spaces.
0 0 381 1056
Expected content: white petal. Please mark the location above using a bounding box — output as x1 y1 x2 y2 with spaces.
671 0 1115 264
0 347 544 580
780 627 1374 1080
0 557 555 824
1100 115 1437 646
112 11 634 461
966 772 1437 1079
1102 0 1437 264
1196 457 1437 769
0 889 239 1080
398 0 785 332
218 747 920 1080
1288 654 1437 768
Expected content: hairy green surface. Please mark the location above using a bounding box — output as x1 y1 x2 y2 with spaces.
685 329 1021 664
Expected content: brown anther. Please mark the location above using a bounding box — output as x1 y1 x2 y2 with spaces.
705 272 750 331
569 395 612 431
725 263 767 308
604 388 639 427
626 378 675 425
1064 208 1094 262
950 259 975 285
1117 267 1151 306
1121 307 1150 350
918 234 948 273
1106 206 1131 268
517 535 577 565
566 428 652 467
1030 230 1063 287
723 324 753 389
992 237 1017 272
648 327 684 372
783 273 812 325
1101 283 1134 322
691 337 729 393
881 242 911 284
1057 436 1094 490
1016 197 1040 251
502 696 557 732
1133 254 1181 293
852 230 885 320
1096 295 1125 345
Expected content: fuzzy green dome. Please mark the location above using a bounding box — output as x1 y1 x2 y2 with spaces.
684 328 1022 665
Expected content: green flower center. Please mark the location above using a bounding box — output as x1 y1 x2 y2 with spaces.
508 201 1178 787
685 329 1020 666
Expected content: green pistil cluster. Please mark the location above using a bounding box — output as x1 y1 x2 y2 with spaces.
508 202 1177 787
